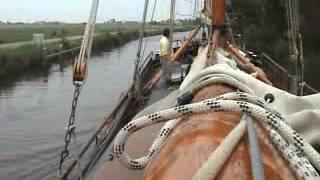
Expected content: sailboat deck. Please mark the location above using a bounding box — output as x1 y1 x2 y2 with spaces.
91 83 177 180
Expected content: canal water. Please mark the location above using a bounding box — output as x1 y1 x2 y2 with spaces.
0 32 189 180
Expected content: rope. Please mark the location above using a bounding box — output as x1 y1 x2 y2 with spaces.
114 91 320 179
58 0 99 177
286 0 305 96
192 119 247 180
139 0 158 72
114 72 320 179
79 0 99 64
133 0 149 93
226 13 235 44
246 115 266 180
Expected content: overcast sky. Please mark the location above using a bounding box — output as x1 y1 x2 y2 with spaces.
0 0 198 23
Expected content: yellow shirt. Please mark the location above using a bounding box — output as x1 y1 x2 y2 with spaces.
160 36 171 60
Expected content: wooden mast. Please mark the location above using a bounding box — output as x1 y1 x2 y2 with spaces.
212 0 226 27
171 25 201 63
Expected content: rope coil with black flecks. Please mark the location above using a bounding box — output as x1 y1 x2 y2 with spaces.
114 91 320 179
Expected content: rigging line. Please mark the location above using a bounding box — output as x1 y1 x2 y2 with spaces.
175 0 193 18
188 0 193 19
288 0 297 54
169 0 176 52
58 0 99 177
226 13 235 44
84 0 100 86
176 12 193 17
133 0 149 91
285 0 292 54
193 0 198 19
140 0 158 69
75 0 99 87
136 0 150 61
286 0 304 95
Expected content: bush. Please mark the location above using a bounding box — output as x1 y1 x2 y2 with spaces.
0 45 41 76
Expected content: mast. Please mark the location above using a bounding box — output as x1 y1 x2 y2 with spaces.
212 0 226 27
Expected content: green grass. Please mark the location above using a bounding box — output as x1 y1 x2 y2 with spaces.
0 45 42 76
0 23 169 44
0 25 193 77
92 26 192 52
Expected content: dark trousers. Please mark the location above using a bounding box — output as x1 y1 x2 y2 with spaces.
160 57 171 85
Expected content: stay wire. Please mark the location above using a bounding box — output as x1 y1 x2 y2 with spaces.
140 0 158 71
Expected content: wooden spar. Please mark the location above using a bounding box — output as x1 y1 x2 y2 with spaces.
143 84 298 180
212 0 226 27
227 42 274 86
171 25 201 63
143 71 161 92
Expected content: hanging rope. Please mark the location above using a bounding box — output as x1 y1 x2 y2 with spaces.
59 0 99 177
73 0 99 84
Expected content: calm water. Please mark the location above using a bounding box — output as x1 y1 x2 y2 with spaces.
0 32 189 180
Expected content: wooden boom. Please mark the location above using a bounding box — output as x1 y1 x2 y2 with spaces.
171 25 201 63
227 42 273 85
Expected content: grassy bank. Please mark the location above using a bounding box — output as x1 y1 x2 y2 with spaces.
0 45 42 76
92 27 191 52
0 23 167 44
0 26 192 78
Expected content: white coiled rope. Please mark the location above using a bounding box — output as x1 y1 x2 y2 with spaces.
114 76 320 179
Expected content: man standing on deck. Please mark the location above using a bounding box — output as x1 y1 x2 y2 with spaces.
159 28 172 86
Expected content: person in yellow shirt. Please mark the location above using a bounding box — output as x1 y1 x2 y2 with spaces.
159 28 172 85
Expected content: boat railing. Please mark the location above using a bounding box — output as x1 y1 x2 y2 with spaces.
304 83 320 95
261 53 296 93
59 52 158 180
139 51 156 77
261 53 319 95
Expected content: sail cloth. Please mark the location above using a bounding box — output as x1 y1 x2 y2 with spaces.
181 46 320 143
133 44 320 144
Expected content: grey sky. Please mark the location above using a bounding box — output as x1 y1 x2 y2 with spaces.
0 0 198 23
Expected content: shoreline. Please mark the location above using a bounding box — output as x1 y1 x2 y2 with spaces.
0 27 192 87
